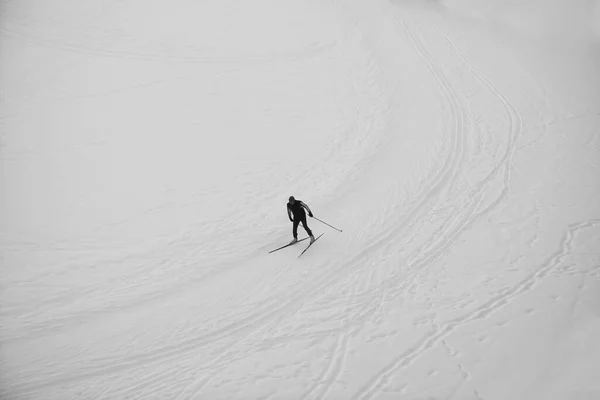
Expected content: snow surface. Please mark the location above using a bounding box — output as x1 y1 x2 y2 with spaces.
1 0 600 399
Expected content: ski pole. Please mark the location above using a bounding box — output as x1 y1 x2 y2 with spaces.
312 216 342 232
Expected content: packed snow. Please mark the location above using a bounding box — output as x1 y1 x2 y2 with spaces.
1 0 599 399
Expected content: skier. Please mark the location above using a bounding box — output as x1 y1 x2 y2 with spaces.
287 196 315 244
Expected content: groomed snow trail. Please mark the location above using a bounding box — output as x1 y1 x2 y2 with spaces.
1 0 599 399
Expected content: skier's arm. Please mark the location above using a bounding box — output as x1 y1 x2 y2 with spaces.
300 201 313 217
287 205 293 222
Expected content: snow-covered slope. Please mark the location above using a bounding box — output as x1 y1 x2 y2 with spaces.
1 0 599 399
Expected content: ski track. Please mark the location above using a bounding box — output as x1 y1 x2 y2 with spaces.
350 12 526 399
360 12 526 304
353 218 600 400
300 275 358 400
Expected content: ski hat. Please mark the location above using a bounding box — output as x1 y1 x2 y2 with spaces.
289 196 295 202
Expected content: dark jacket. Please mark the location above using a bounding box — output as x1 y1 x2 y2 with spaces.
287 200 312 221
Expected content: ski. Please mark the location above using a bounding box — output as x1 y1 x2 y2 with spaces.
298 233 324 258
268 237 309 253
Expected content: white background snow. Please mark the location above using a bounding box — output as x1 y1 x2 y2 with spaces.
1 0 600 399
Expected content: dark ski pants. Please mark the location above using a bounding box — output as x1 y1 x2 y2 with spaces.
293 216 313 239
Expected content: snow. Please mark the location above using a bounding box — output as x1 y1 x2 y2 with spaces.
1 0 599 399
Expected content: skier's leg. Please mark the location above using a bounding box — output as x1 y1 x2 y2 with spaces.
301 216 313 237
292 219 300 239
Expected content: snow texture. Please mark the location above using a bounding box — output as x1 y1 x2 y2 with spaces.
1 0 599 399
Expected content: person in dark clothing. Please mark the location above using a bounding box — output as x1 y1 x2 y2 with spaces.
287 196 315 243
